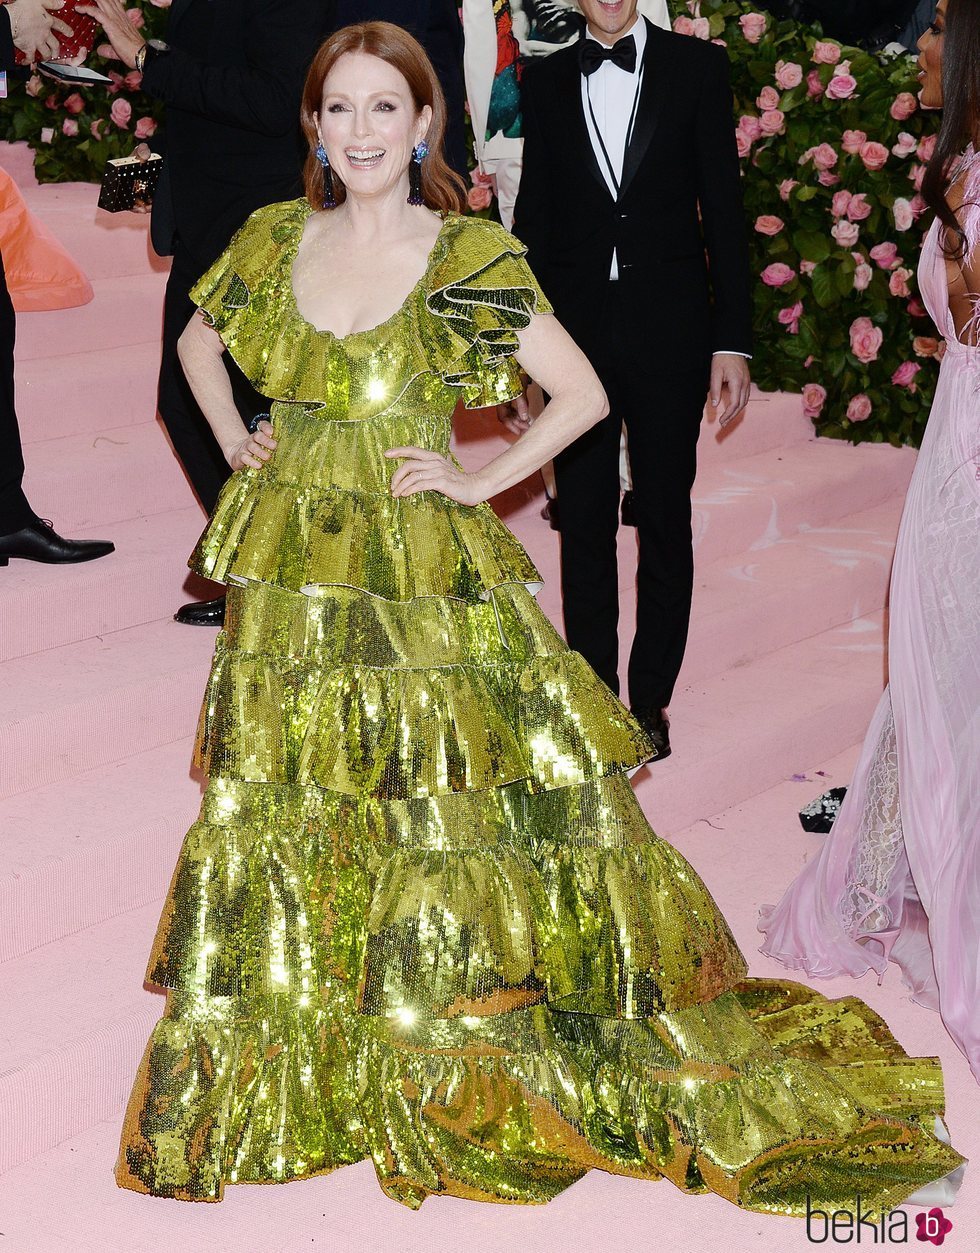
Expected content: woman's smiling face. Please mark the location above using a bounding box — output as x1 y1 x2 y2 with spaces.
316 51 432 202
916 0 947 110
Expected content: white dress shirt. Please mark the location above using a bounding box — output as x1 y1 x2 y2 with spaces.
579 20 750 359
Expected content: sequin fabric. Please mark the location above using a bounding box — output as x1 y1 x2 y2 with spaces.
115 202 964 1213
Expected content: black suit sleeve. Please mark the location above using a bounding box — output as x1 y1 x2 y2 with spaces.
140 0 328 137
511 67 553 278
1 9 16 74
695 45 753 356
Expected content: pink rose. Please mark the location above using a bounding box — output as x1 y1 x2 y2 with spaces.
25 74 43 98
90 119 104 140
467 184 492 212
913 336 940 357
692 17 710 38
123 70 143 92
738 115 763 142
892 361 921 390
892 131 917 159
870 241 901 270
812 40 842 65
62 118 79 137
849 316 884 363
806 69 825 98
755 214 784 236
757 85 780 112
800 259 817 276
846 394 872 422
106 70 123 96
759 110 786 136
847 193 872 222
779 178 799 201
761 263 796 287
908 297 928 318
831 189 852 218
853 260 873 291
917 134 937 163
63 92 85 115
778 301 804 334
126 7 145 27
832 220 860 247
826 73 858 101
736 129 752 159
860 141 889 171
673 16 695 35
134 116 157 140
802 383 827 419
911 163 926 190
812 143 839 171
889 267 913 298
40 127 54 144
110 98 132 129
775 60 803 90
817 170 841 187
739 13 767 43
841 129 867 155
910 193 928 218
711 38 728 47
893 197 914 231
890 92 918 121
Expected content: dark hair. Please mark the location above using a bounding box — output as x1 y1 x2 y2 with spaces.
300 22 466 214
921 0 980 259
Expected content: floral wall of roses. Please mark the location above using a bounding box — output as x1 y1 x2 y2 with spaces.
1 1 169 184
673 1 943 447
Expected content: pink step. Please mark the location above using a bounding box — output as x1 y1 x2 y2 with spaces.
16 180 171 282
0 618 216 799
635 610 889 836
0 508 207 663
0 738 200 963
15 341 161 444
20 419 199 532
13 272 167 361
0 141 38 188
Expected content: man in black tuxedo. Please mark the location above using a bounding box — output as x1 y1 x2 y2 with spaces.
510 0 752 758
0 1 114 567
79 0 335 622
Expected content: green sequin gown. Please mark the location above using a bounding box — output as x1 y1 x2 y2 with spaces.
115 202 964 1213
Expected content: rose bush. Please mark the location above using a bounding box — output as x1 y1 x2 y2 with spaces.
675 1 943 448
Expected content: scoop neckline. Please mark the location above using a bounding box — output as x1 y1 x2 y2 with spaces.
288 206 453 343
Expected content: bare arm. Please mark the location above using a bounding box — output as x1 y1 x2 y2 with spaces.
177 314 276 470
388 310 608 504
944 176 980 344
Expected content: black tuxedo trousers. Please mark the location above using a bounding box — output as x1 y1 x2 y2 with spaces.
0 249 36 534
552 283 709 712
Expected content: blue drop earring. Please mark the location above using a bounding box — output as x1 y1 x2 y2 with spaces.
315 142 337 209
408 138 428 206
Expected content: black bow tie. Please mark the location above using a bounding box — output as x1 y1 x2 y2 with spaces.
579 35 637 77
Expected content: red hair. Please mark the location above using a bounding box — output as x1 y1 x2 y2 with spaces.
300 22 467 214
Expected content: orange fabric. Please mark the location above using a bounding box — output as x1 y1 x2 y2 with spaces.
0 168 93 312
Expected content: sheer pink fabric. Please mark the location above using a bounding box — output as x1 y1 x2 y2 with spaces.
759 151 980 1082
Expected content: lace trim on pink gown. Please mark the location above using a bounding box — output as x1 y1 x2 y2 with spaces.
758 149 980 1083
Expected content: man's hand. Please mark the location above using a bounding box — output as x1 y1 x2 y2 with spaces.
7 0 73 61
496 388 534 437
75 0 143 68
709 353 752 428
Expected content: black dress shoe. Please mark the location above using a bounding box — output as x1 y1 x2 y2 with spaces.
0 518 114 566
175 595 226 626
540 496 560 531
621 490 637 528
632 706 671 760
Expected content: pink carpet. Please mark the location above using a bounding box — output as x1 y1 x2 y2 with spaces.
0 144 976 1253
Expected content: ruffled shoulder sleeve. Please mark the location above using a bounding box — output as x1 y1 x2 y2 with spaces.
424 216 553 409
188 198 312 397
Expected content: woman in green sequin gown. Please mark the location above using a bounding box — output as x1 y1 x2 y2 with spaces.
115 22 965 1214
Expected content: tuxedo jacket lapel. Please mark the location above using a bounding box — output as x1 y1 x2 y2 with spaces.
548 45 612 202
619 20 669 201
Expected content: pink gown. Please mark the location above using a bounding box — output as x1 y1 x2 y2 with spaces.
759 152 980 1083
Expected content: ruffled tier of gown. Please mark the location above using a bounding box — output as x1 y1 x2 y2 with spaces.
115 580 965 1212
